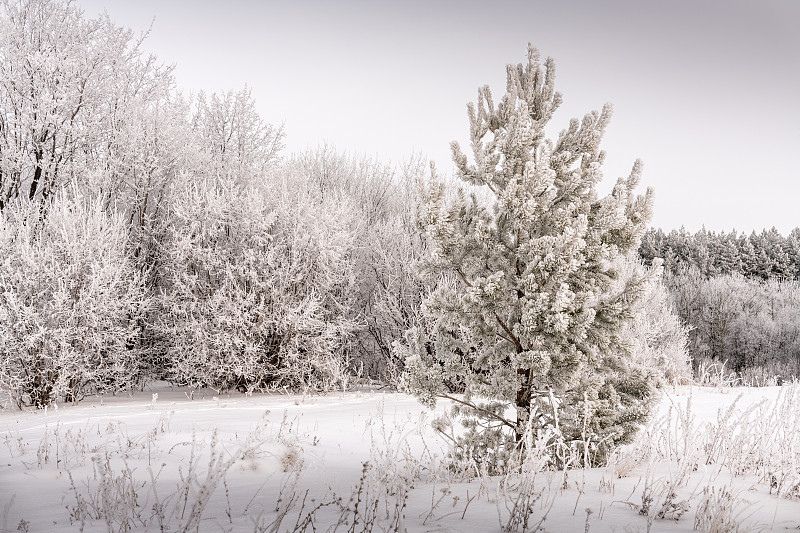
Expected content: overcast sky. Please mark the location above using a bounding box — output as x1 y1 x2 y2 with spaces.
79 0 800 234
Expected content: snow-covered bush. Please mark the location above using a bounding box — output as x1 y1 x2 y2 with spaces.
360 214 430 381
157 179 359 393
192 88 284 188
0 192 147 407
617 257 692 385
667 268 800 380
281 148 433 383
355 160 433 382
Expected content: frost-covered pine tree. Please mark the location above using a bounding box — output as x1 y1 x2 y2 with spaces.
397 45 656 466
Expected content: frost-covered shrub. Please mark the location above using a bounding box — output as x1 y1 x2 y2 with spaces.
360 214 430 381
355 162 434 382
157 180 358 393
281 148 433 383
617 257 692 385
667 268 800 379
192 88 284 187
0 193 147 407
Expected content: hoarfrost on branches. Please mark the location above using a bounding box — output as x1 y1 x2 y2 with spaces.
0 191 148 407
157 179 359 394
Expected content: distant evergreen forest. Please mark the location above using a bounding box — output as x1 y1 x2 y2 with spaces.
640 227 800 280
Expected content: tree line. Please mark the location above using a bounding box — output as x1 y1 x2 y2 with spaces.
639 227 800 380
7 0 776 472
0 0 437 407
640 227 800 280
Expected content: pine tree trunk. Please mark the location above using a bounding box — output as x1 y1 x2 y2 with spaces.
515 369 531 442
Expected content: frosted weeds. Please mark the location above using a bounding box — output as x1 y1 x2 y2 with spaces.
1 384 799 532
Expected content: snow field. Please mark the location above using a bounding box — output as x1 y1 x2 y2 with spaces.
1 384 799 532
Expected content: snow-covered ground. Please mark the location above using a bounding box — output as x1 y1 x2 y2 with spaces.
1 384 799 532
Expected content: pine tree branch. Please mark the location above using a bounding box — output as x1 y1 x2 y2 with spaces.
436 393 516 430
494 330 514 345
456 269 472 288
494 313 523 353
